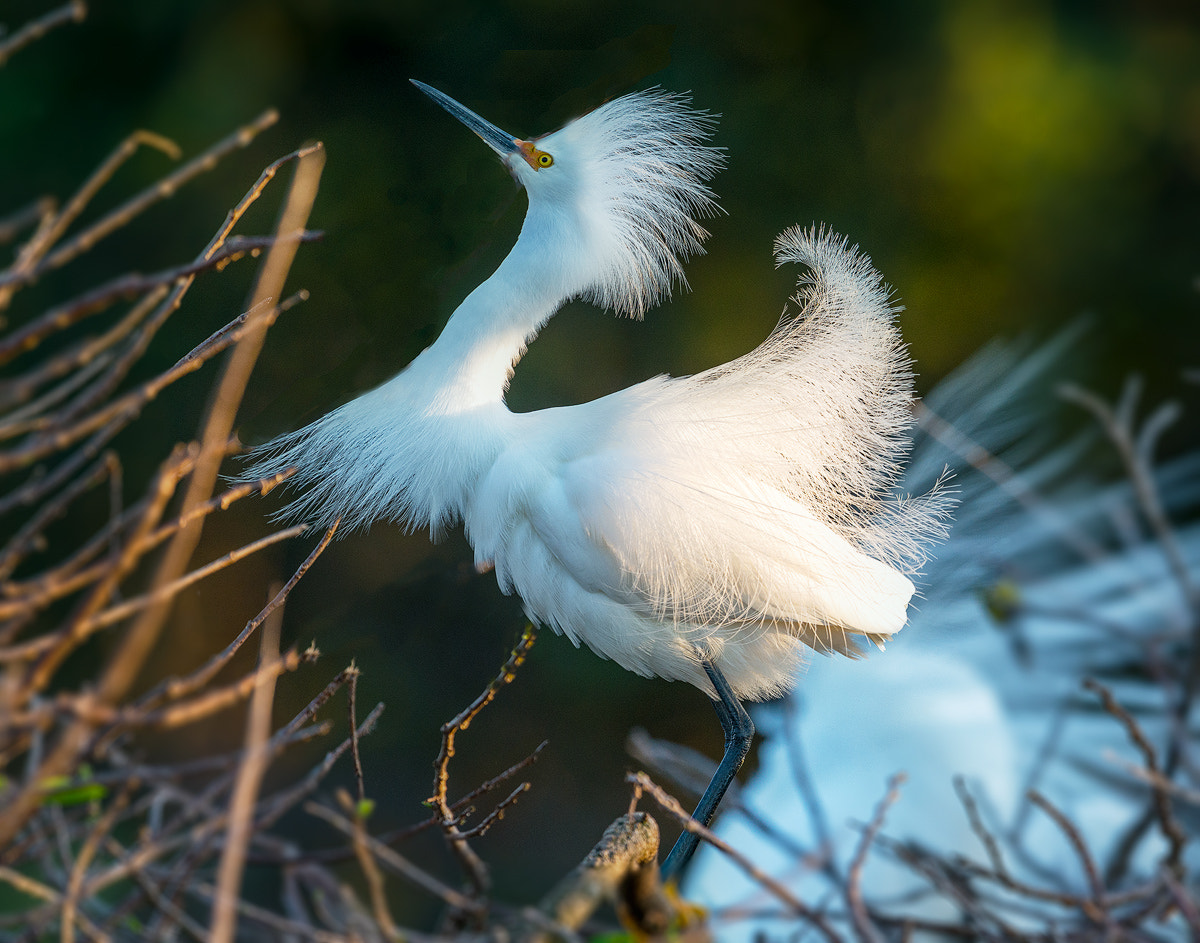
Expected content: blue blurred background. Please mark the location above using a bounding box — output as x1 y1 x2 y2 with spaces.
3 0 1198 925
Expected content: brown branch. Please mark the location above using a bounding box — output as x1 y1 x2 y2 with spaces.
335 789 403 941
0 467 288 630
430 624 537 900
534 813 663 942
628 770 845 943
137 520 337 710
0 289 308 475
846 773 905 943
209 606 283 943
0 128 180 315
1026 790 1110 926
0 196 55 246
303 798 478 913
0 512 299 665
1060 380 1198 613
0 0 86 68
0 108 278 300
456 782 530 839
60 783 133 943
0 233 319 370
0 449 113 581
82 524 306 634
96 140 325 717
0 444 192 846
1084 677 1188 881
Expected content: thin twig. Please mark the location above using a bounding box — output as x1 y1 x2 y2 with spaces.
0 233 319 369
303 799 478 913
0 0 86 68
628 771 845 943
430 624 537 900
336 789 402 941
1026 790 1110 926
98 141 325 716
845 773 905 943
210 605 283 943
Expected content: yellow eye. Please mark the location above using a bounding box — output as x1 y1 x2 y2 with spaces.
517 139 554 170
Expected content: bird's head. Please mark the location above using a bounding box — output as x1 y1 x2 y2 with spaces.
412 80 725 318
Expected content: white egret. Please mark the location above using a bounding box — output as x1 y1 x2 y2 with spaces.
244 81 945 876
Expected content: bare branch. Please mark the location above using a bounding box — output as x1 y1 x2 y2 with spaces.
210 606 283 943
628 770 845 943
0 0 86 68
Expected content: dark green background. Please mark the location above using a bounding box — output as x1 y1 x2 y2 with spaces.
3 0 1198 925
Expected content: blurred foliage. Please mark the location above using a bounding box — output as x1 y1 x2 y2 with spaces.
2 0 1198 922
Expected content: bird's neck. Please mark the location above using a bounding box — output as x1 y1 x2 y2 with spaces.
416 215 574 410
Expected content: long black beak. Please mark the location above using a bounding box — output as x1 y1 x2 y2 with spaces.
410 80 520 158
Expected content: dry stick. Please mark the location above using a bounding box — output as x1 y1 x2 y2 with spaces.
83 524 305 634
1 128 180 313
297 739 548 866
24 446 192 697
0 285 167 415
0 108 278 301
304 799 477 913
845 773 905 943
1063 382 1199 885
628 771 845 943
44 108 278 276
1084 678 1188 879
336 788 402 941
0 0 86 68
455 783 531 839
954 778 1084 909
209 603 283 943
188 881 353 943
0 449 113 580
60 784 133 943
1 346 116 430
254 702 384 832
0 446 192 846
0 197 55 246
1162 868 1200 933
3 525 301 659
141 520 337 710
95 143 326 712
430 624 537 901
0 461 279 638
0 286 310 476
4 647 310 733
0 233 316 369
347 663 366 803
915 401 1107 562
1026 790 1111 927
1060 380 1198 612
534 813 660 943
136 645 315 730
187 881 353 943
0 424 114 518
0 133 309 503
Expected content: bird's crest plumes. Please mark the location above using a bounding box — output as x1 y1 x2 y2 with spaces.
533 89 725 318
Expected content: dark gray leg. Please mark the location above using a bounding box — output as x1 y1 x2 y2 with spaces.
660 657 754 880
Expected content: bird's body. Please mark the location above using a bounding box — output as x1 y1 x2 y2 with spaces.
246 82 945 871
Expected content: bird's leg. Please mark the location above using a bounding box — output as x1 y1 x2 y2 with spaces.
660 656 754 880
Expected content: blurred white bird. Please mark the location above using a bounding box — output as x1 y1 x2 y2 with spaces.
684 330 1200 935
245 82 945 874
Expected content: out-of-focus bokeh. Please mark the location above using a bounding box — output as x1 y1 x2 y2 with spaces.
3 0 1198 924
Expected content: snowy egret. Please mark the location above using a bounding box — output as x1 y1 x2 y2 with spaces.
245 81 945 876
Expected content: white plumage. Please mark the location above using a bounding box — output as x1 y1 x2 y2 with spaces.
243 82 940 695
243 83 945 871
